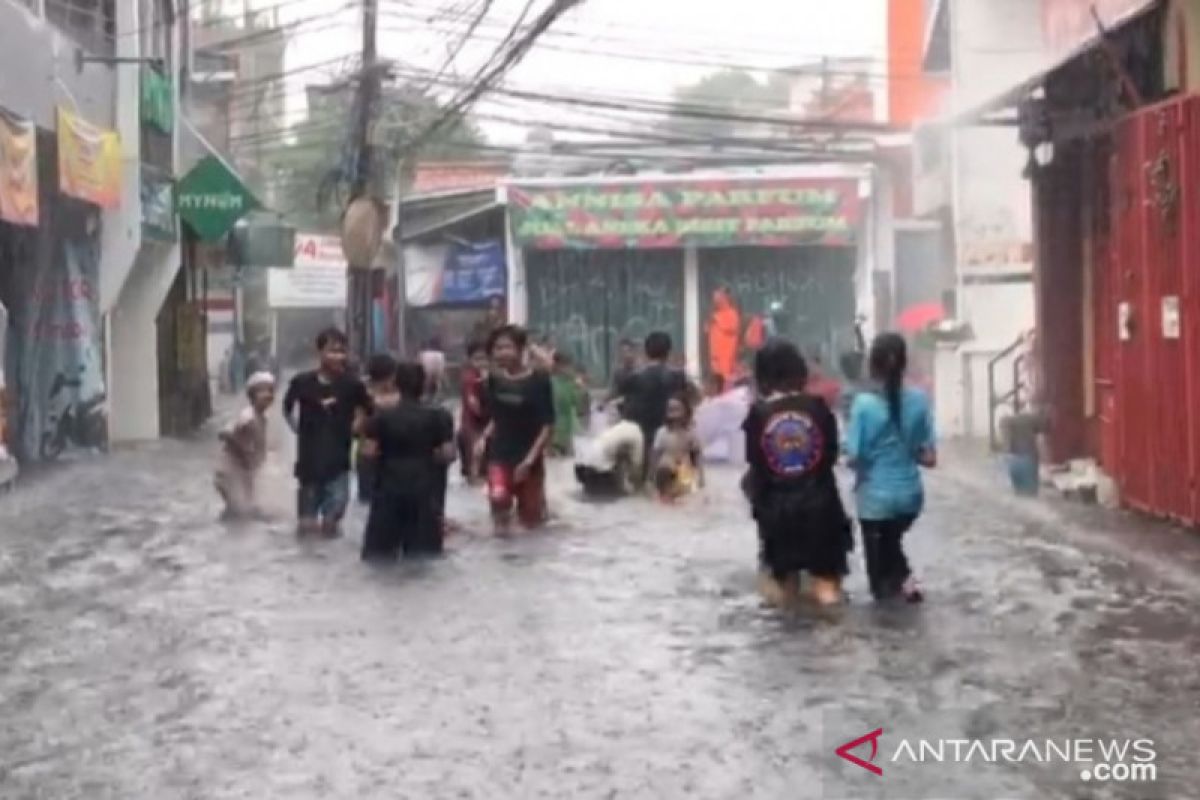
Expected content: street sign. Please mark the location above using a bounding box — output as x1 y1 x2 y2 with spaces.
175 155 259 241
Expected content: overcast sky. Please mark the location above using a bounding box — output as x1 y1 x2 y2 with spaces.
270 0 887 143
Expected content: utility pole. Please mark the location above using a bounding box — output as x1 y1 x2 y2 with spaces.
345 0 382 360
354 0 379 199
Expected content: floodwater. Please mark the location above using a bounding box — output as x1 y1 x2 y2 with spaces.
0 423 1197 799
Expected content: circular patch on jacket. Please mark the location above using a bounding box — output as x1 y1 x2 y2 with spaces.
760 410 824 476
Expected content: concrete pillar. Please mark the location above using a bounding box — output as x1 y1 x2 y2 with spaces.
683 245 700 377
103 0 184 444
504 203 528 325
108 244 180 442
99 0 144 315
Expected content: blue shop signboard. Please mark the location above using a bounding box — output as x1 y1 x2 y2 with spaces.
439 240 505 304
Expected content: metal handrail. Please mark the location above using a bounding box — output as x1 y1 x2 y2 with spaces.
988 334 1031 451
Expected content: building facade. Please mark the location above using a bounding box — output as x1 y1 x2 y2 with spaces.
1 0 189 468
499 168 886 385
889 0 1044 441
946 0 1200 526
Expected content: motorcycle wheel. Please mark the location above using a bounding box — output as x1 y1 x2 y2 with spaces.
84 414 108 451
40 431 64 461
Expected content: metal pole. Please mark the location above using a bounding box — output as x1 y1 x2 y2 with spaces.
345 0 380 360
394 203 407 357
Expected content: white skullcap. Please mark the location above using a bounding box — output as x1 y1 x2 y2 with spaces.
246 371 276 391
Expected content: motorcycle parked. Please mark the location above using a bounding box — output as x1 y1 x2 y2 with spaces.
40 368 107 461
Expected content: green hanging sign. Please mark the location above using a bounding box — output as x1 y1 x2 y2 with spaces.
175 155 260 242
140 68 174 134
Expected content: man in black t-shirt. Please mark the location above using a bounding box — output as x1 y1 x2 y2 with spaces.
604 337 640 410
283 327 372 537
619 331 694 485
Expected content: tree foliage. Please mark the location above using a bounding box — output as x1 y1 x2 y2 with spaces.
260 81 488 231
667 68 791 138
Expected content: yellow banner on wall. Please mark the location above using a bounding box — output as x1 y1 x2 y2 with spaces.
0 109 38 226
57 108 120 209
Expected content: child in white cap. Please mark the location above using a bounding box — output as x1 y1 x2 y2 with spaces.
215 371 276 520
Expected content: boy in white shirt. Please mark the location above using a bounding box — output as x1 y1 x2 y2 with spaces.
214 372 276 520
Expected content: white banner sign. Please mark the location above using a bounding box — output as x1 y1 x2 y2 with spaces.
268 264 347 309
268 232 348 309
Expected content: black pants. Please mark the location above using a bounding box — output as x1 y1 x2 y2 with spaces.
860 515 916 599
363 488 441 561
575 464 622 497
357 452 376 504
458 428 484 481
432 464 449 523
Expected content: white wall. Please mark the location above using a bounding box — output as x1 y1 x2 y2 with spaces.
108 248 175 441
98 0 146 317
0 2 115 130
104 0 184 443
864 167 894 342
948 0 1049 116
925 0 1042 439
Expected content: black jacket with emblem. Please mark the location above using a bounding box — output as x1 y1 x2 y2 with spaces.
742 392 853 578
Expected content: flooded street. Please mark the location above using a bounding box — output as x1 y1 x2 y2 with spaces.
0 429 1197 800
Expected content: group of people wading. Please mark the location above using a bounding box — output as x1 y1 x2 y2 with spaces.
212 317 936 609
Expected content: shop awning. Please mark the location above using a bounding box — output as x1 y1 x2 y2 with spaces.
943 0 1159 126
396 188 499 242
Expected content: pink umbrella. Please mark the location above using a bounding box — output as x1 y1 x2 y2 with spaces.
895 302 946 333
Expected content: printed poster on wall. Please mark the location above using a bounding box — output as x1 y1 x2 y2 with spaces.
57 108 121 209
403 240 506 307
11 233 107 463
509 177 863 250
141 164 176 241
441 241 506 304
0 109 38 226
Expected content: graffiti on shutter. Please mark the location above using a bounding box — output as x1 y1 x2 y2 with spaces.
698 246 856 379
526 250 685 381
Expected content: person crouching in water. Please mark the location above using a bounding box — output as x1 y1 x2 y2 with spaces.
651 394 705 503
215 371 276 521
575 400 645 498
741 340 851 608
361 362 455 561
845 333 936 603
474 324 555 534
356 353 401 505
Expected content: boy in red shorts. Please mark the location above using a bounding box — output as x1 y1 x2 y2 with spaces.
474 324 555 534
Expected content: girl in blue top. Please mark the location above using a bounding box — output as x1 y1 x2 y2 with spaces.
845 333 937 603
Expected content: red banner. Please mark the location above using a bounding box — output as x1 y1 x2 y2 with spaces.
412 162 507 194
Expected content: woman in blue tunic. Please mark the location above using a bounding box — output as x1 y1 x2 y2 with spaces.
845 333 937 602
